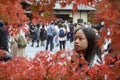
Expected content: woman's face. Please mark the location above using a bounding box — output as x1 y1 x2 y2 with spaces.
74 30 88 53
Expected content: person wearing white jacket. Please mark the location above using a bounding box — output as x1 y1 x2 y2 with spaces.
58 24 67 50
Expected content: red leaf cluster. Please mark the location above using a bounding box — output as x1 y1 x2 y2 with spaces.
93 0 120 58
0 50 120 80
0 0 94 35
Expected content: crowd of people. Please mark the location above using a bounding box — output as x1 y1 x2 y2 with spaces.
0 18 110 67
27 20 100 51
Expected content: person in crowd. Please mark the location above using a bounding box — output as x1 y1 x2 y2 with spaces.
74 27 102 68
91 25 100 39
54 22 59 47
10 29 27 58
10 34 18 58
65 20 70 41
0 20 12 61
87 22 92 28
36 23 41 47
58 23 67 50
84 22 89 28
24 21 31 44
28 21 33 39
31 25 37 47
69 24 74 43
62 20 70 41
0 21 9 52
46 22 56 51
96 21 105 33
74 24 82 32
40 24 46 47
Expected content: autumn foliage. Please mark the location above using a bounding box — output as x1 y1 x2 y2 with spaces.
0 0 120 80
0 50 120 80
93 0 120 57
0 0 94 35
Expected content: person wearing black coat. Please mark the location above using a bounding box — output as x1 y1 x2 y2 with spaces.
0 20 12 61
40 25 46 47
0 20 8 51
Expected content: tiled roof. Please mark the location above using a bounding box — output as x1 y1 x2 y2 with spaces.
54 3 96 11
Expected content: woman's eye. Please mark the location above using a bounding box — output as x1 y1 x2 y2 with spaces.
74 37 76 40
79 38 83 40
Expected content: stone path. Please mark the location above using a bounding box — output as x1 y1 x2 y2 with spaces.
25 40 74 59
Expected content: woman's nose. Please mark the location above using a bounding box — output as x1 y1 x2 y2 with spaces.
75 38 79 43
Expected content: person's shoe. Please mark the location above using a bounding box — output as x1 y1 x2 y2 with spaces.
31 45 33 47
36 45 39 47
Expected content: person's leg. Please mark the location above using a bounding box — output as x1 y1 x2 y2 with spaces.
41 41 43 46
42 40 45 47
70 34 73 43
54 35 57 44
63 40 66 50
71 34 74 43
41 41 45 47
55 35 59 47
50 36 54 51
31 39 34 47
59 41 62 50
31 34 36 47
52 43 54 50
36 40 39 47
45 36 50 50
67 33 70 41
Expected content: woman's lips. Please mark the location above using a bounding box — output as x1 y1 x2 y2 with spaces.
75 45 80 48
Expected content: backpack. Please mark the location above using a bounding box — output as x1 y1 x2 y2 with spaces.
17 34 27 48
59 28 66 37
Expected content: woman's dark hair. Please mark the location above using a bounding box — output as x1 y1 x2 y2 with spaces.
74 28 101 64
36 24 40 28
58 23 62 28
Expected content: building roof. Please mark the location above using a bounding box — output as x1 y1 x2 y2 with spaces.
54 3 96 11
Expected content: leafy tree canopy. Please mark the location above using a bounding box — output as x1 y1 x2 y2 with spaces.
0 0 94 35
